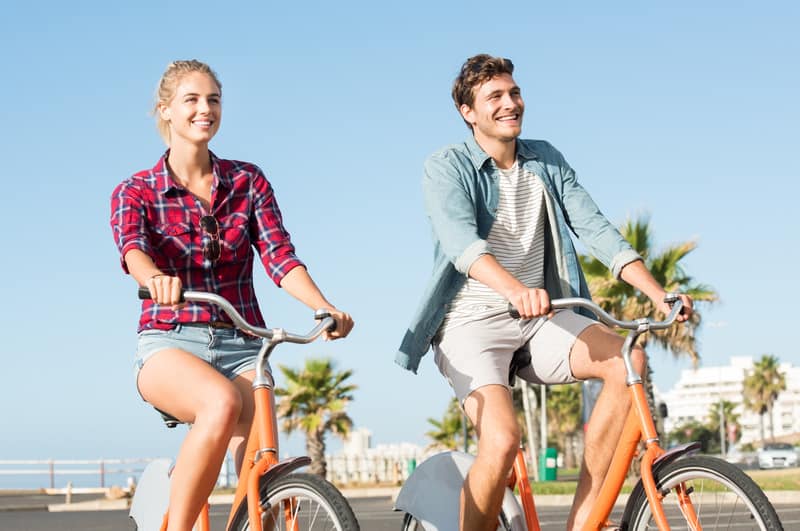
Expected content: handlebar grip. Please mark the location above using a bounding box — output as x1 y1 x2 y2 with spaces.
138 286 185 302
314 309 337 332
664 293 686 316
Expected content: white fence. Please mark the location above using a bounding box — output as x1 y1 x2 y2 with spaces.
0 458 155 491
0 454 420 491
0 456 237 492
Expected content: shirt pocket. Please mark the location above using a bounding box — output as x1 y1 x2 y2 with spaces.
152 222 193 260
222 218 252 261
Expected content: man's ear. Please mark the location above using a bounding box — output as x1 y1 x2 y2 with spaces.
459 103 475 126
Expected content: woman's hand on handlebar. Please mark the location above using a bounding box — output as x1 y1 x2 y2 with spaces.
507 287 551 320
146 274 185 310
321 308 354 341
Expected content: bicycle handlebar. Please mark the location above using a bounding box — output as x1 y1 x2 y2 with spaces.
137 287 336 342
508 294 684 332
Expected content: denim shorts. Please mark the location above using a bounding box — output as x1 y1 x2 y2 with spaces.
134 324 266 396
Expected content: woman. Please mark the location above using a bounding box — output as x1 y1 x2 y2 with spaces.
110 60 354 531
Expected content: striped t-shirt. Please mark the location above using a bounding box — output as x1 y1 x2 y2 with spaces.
442 160 547 330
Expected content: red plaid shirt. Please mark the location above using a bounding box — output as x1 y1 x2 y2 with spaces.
110 151 305 332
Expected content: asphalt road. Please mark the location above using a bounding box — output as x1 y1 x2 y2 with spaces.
0 496 798 530
0 496 403 531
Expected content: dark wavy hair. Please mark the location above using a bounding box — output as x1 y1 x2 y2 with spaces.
451 54 515 129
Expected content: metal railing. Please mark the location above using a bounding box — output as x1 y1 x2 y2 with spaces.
0 456 237 493
0 458 156 491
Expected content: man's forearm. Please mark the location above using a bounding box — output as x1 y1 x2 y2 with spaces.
466 254 527 300
619 259 666 302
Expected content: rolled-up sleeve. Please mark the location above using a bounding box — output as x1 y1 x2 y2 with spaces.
110 181 152 273
422 152 490 275
250 169 305 286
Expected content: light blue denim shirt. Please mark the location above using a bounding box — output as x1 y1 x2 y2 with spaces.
396 135 641 373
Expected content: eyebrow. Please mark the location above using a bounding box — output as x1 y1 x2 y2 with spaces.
486 86 520 98
182 92 222 98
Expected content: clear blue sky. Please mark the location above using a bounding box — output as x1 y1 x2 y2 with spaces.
1 1 798 471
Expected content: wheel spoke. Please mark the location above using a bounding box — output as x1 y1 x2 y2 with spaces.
231 472 359 531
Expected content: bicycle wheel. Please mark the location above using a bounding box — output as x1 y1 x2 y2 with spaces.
230 472 359 531
622 455 783 531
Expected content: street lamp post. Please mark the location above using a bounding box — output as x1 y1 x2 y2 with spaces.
719 395 727 457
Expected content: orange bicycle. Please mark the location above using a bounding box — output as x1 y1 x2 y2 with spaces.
395 295 784 531
129 288 360 531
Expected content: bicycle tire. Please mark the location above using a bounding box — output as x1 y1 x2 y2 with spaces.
230 472 360 531
621 455 783 531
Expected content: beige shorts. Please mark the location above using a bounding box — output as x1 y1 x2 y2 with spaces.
433 310 597 403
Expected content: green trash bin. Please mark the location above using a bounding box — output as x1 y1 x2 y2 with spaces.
539 448 557 481
407 458 417 475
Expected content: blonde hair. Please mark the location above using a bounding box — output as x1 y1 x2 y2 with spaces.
153 60 222 145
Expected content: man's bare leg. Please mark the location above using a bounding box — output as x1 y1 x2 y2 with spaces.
566 325 647 531
461 384 520 531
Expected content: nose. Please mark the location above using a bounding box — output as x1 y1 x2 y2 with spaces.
500 92 517 109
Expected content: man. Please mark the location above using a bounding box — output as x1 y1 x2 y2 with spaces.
397 54 693 531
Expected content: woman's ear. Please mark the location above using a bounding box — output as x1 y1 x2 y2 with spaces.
158 103 171 122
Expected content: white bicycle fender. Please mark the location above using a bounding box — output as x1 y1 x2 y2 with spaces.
129 458 172 531
394 451 527 531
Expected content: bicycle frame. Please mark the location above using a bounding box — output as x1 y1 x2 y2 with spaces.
134 288 335 531
508 384 700 531
504 296 699 531
396 296 698 531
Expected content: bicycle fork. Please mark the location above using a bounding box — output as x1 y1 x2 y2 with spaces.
621 326 701 531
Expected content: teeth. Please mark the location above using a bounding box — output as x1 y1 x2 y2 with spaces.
194 121 211 126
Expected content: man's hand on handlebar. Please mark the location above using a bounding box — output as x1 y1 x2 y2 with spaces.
507 287 551 320
657 292 693 323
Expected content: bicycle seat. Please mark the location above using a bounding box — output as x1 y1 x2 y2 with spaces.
508 348 531 386
154 407 183 428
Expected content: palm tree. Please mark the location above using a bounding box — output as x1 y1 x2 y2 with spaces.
275 358 357 477
546 383 582 469
743 355 787 444
580 216 718 362
579 215 718 435
707 399 740 452
425 397 475 451
667 419 714 453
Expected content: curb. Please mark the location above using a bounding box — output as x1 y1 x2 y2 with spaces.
48 498 130 512
0 504 50 512
340 486 401 499
764 491 798 505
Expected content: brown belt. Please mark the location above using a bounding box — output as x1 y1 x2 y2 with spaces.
183 321 235 329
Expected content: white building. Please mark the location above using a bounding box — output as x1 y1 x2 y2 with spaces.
662 356 800 445
342 427 372 456
327 427 425 485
